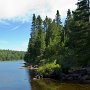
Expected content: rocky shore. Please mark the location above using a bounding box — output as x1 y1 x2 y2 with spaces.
33 67 90 83
23 63 90 83
60 67 90 83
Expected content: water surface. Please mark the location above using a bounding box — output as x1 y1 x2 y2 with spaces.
0 60 31 90
0 60 90 90
31 79 90 90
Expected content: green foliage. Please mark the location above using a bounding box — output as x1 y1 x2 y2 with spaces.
0 49 25 61
73 0 89 22
37 63 60 75
70 0 90 67
25 0 90 75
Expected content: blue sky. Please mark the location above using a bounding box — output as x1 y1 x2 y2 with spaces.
0 20 31 51
0 0 77 51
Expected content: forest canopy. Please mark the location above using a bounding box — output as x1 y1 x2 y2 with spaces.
24 0 90 74
0 49 25 61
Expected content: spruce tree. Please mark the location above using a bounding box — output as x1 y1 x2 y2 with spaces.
64 9 72 43
24 14 37 63
43 16 48 32
55 10 62 25
45 18 52 47
34 15 46 64
73 0 89 22
71 0 90 67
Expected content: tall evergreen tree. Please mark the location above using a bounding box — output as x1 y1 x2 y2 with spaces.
43 16 48 32
31 14 36 38
24 14 37 63
45 18 52 47
71 0 90 67
33 15 46 64
64 9 72 43
44 11 62 63
73 0 89 22
24 0 90 75
55 10 62 25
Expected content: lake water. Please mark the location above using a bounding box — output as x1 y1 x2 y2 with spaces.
0 60 90 90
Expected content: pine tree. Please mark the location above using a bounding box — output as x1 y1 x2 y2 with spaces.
43 16 48 32
33 15 46 64
45 18 52 47
24 1 90 74
73 0 89 22
44 11 62 63
31 14 36 38
64 9 72 43
24 14 37 63
55 10 62 25
71 0 90 67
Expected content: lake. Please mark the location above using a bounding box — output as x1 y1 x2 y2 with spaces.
0 60 90 90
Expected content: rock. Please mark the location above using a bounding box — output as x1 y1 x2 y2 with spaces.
33 78 37 80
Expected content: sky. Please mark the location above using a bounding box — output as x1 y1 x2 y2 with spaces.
0 0 77 51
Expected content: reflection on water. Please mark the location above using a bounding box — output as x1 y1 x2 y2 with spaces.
0 60 90 90
27 69 90 90
31 78 90 90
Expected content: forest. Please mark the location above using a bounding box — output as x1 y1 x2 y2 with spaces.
0 49 25 61
24 0 90 78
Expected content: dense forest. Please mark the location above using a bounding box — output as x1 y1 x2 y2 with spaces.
24 0 90 77
0 49 25 61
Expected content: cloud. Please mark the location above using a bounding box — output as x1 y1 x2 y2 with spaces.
0 0 77 21
9 25 20 31
0 20 10 25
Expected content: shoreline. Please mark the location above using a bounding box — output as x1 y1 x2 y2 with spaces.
23 64 90 84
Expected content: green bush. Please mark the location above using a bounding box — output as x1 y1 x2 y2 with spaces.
37 63 61 75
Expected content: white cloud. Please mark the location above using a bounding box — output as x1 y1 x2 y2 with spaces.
9 25 20 31
0 0 77 21
0 20 10 25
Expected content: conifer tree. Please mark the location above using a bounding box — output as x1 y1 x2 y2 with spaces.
71 0 90 66
55 10 62 25
73 0 89 22
24 0 90 73
45 18 52 47
64 9 72 42
43 16 48 32
24 14 37 63
33 15 46 64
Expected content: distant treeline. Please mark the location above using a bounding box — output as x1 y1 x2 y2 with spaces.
0 49 25 61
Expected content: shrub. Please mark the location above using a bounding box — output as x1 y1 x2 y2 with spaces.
37 63 61 75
